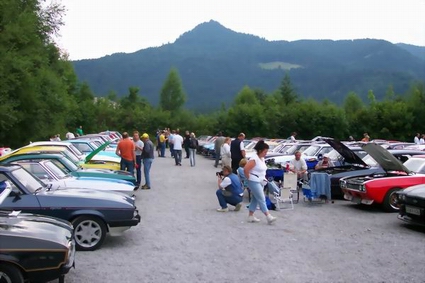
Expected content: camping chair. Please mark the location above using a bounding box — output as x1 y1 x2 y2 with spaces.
282 172 299 203
268 180 294 210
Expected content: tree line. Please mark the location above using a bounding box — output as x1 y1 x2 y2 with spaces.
1 0 424 148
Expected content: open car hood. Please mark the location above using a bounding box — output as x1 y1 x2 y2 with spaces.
85 141 111 163
324 138 368 167
361 143 410 173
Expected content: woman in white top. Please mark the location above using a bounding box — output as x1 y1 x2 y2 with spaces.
244 140 276 224
220 137 232 168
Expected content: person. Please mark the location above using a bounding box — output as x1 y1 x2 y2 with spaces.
348 135 355 142
183 130 191 159
214 132 225 168
189 132 198 167
76 126 84 137
172 130 184 166
230 133 246 173
215 165 244 212
133 131 144 186
220 137 232 168
289 151 308 181
115 132 136 174
361 133 370 142
414 133 420 145
289 132 297 142
66 131 75 140
244 140 276 224
237 158 248 191
141 133 154 190
314 154 335 170
169 130 175 158
159 131 167 157
420 134 425 145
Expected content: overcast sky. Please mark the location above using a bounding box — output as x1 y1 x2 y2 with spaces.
56 0 425 60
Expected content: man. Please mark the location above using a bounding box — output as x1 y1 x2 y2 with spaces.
183 130 191 159
159 131 166 157
214 132 225 168
361 133 370 142
65 131 75 140
289 132 297 142
215 165 244 212
76 126 83 137
141 133 154 190
115 132 136 174
168 130 175 158
172 130 184 166
314 154 334 170
414 133 420 145
133 131 144 186
289 151 307 180
230 133 246 173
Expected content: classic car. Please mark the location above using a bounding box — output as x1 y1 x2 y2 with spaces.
396 184 425 226
0 164 140 251
11 160 136 196
340 143 425 212
0 152 137 185
0 182 75 283
66 139 120 162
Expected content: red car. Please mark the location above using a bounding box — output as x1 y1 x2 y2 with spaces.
340 143 425 212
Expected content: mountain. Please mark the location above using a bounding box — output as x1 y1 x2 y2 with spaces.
72 20 425 110
396 43 425 60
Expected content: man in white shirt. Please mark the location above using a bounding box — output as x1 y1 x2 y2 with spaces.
65 131 75 140
414 133 420 145
172 131 184 166
133 131 144 186
289 151 307 180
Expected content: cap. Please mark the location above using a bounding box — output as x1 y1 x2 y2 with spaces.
141 133 149 139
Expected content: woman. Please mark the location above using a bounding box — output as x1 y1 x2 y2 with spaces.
244 140 276 224
221 137 232 168
216 165 244 212
189 132 198 167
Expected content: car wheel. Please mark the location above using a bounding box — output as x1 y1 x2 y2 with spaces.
72 216 107 251
0 264 24 283
382 188 401 212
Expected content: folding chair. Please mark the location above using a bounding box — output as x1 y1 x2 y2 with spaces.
283 172 299 203
273 185 294 210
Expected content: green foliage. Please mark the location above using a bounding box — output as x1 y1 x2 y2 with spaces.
159 68 186 112
279 73 298 105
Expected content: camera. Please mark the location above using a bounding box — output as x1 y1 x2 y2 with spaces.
216 171 223 177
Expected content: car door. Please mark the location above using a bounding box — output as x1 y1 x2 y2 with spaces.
0 173 41 212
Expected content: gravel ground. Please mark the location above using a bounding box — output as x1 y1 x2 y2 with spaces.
61 153 425 283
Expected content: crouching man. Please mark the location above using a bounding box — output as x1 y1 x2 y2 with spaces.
215 165 244 212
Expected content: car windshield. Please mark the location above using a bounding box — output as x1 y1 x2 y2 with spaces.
60 156 80 171
44 161 68 178
68 144 84 157
61 150 81 163
73 142 93 153
51 159 72 174
11 168 45 193
303 145 321 156
245 141 256 150
362 154 378 167
403 158 425 173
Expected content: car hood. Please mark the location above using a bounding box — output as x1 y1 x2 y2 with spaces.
401 184 425 200
0 211 73 247
85 141 111 163
324 139 368 167
37 187 135 208
64 177 134 191
361 143 410 173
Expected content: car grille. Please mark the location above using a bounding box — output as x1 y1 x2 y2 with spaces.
404 197 425 207
346 183 363 191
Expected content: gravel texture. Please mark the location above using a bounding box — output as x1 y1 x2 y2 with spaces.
61 153 425 283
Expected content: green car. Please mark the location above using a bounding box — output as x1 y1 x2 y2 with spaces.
0 152 137 186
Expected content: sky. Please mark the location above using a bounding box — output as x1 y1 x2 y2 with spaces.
55 0 425 60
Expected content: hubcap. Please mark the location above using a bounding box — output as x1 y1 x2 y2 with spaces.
390 192 400 210
74 220 102 248
0 272 13 283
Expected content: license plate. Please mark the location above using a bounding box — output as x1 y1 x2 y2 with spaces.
351 196 361 204
406 206 421 216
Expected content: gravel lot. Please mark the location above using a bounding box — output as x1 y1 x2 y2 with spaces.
62 153 425 283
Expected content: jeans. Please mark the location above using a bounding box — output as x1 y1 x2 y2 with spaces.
170 144 174 157
185 146 190 158
120 158 134 175
189 148 196 166
214 149 220 167
248 180 268 213
142 158 153 187
216 189 243 209
174 150 182 165
135 155 142 185
160 142 166 157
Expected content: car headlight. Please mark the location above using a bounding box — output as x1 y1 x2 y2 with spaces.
359 184 366 192
398 194 406 201
133 209 139 218
340 180 347 189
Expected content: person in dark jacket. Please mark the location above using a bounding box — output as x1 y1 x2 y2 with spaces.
230 133 246 173
141 133 155 190
183 130 191 158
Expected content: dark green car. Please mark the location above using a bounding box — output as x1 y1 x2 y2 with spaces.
0 153 137 186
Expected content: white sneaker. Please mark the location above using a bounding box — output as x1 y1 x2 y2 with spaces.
247 215 261 223
266 214 277 224
216 207 229 212
234 203 243 212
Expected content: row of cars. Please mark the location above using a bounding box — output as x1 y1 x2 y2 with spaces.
0 132 141 282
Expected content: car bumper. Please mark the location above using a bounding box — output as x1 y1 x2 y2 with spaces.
397 214 425 227
343 190 374 205
107 213 141 236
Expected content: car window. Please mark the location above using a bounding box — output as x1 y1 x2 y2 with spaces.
73 142 93 153
51 159 71 174
303 146 320 156
19 163 49 180
318 147 332 155
60 156 80 171
68 144 84 157
362 154 378 167
404 158 425 173
8 168 45 193
0 173 21 193
61 150 80 163
44 161 67 178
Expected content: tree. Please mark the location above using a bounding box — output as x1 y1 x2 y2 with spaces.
279 73 298 105
159 68 186 112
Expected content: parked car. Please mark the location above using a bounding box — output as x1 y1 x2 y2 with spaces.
396 184 425 226
0 164 141 251
0 182 75 283
11 159 137 195
340 143 425 212
0 153 137 185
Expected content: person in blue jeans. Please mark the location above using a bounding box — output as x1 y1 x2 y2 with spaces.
244 140 276 224
141 133 155 190
215 165 244 212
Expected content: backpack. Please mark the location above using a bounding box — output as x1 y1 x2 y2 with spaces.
190 138 198 149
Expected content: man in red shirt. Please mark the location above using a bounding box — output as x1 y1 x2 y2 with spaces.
115 132 136 174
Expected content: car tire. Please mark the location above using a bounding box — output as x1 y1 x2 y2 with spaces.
0 263 24 283
382 188 401 212
72 215 107 251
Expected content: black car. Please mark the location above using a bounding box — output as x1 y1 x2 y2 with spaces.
0 183 75 283
396 184 425 226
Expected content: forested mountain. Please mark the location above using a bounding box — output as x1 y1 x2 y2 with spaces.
72 20 425 110
396 43 425 60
